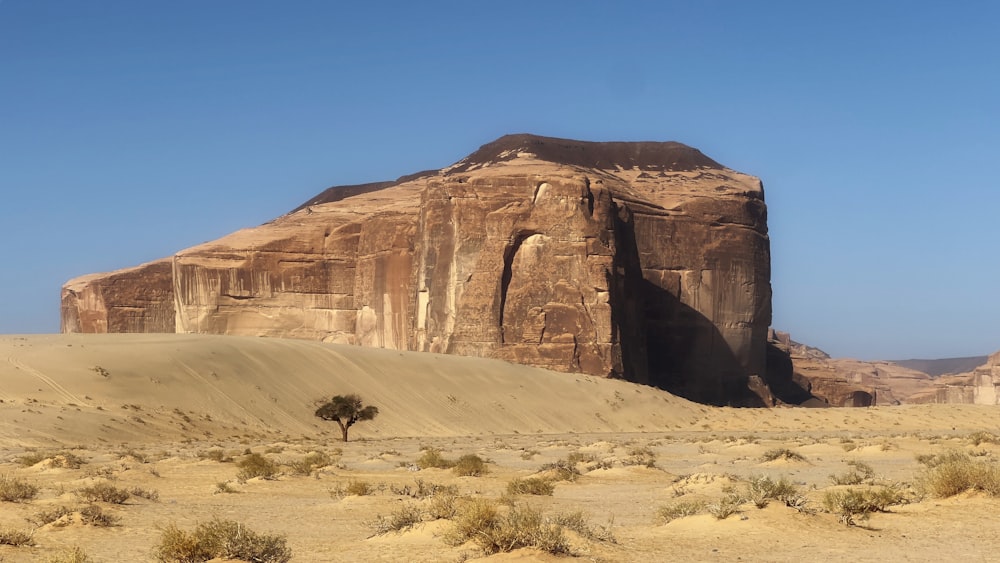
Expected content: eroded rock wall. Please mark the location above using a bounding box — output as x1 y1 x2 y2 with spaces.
62 135 773 405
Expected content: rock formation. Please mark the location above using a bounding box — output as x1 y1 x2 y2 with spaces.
62 134 773 405
908 351 1000 404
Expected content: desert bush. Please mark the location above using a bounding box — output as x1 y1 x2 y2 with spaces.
17 451 85 469
453 454 488 477
0 474 39 502
707 493 744 520
445 499 569 556
367 502 423 535
331 479 376 497
552 510 615 542
153 518 291 563
506 477 555 496
968 431 1000 446
426 491 458 520
79 504 120 527
129 486 160 501
236 453 279 481
390 478 458 499
759 448 805 462
287 452 331 476
416 448 454 469
538 459 581 481
47 546 92 563
745 475 800 509
198 449 232 463
917 452 1000 497
657 500 706 523
77 482 130 504
214 481 238 494
33 505 74 526
622 446 657 468
565 451 596 464
0 526 33 546
822 486 907 526
829 460 875 485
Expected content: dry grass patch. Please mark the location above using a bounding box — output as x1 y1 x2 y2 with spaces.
745 475 802 509
917 452 1000 497
236 453 279 481
367 502 423 535
153 518 291 563
287 451 332 476
46 546 92 563
0 526 34 546
506 477 555 496
415 448 454 470
452 454 488 477
17 450 85 469
830 460 876 485
0 474 39 502
445 499 570 556
77 482 130 504
759 448 806 463
658 500 706 523
822 485 908 526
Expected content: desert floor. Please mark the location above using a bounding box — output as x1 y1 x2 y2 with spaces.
2 334 1000 562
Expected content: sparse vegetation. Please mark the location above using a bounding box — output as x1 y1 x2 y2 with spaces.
830 460 876 485
968 431 1000 446
452 454 488 476
658 500 706 523
917 452 1000 497
367 502 423 535
129 486 161 501
759 448 806 462
236 453 279 481
553 510 615 542
416 448 455 469
622 446 657 468
707 493 744 520
314 393 379 442
198 449 232 463
538 458 581 481
17 450 85 469
77 482 131 504
288 451 333 475
153 518 291 562
745 475 801 508
445 499 570 556
0 474 39 502
46 546 93 563
79 504 120 527
0 526 33 546
506 476 555 496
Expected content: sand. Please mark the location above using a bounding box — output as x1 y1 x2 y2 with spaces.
2 334 1000 562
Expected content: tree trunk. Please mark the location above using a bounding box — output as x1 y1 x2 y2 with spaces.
338 421 349 442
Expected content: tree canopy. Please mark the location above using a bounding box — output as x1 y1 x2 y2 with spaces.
314 394 379 442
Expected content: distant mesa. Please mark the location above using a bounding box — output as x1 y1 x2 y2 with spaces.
62 133 774 407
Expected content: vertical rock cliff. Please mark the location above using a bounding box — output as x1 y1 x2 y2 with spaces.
62 134 773 405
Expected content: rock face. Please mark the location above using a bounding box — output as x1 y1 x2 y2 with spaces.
62 134 773 405
908 351 1000 404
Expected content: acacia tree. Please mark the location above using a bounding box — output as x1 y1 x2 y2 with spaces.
314 394 379 442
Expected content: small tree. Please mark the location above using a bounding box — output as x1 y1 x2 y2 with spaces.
314 394 379 442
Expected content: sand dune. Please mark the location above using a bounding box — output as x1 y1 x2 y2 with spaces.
3 334 1000 562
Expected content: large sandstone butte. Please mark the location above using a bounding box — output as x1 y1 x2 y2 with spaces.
62 134 773 405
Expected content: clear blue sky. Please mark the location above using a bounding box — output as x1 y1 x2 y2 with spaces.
2 1 997 360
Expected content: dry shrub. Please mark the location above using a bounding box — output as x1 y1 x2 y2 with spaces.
416 448 454 469
46 546 92 563
0 526 33 546
214 481 238 494
707 493 744 520
287 452 331 476
236 453 279 481
622 446 657 468
657 500 706 523
391 478 458 499
426 491 458 520
552 511 615 543
746 475 800 508
33 505 74 527
18 451 86 469
759 448 805 462
822 486 907 526
506 477 555 496
565 451 596 464
0 474 39 502
538 459 580 481
445 499 569 556
453 454 488 477
77 482 130 504
129 486 160 501
917 452 1000 497
367 502 423 535
197 449 232 463
829 460 875 485
968 431 1000 446
79 504 120 527
153 518 291 563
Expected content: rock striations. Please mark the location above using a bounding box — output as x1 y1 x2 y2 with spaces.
62 134 773 405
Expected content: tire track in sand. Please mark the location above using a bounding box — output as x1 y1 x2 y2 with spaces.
6 354 90 406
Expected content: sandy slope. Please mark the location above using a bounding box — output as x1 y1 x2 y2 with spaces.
2 334 1000 562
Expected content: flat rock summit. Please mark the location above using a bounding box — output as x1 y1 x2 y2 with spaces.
62 134 773 405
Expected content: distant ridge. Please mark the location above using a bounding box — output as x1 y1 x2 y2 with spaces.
891 356 988 377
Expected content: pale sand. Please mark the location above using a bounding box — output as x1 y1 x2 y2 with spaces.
1 334 999 562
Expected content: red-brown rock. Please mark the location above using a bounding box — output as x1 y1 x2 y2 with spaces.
62 134 773 405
